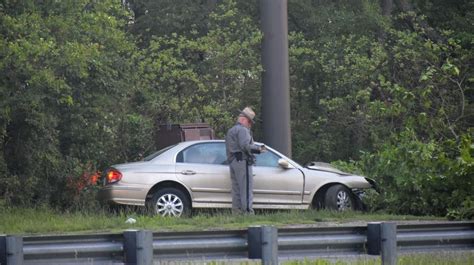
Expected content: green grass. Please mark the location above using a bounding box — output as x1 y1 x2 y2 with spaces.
0 204 443 235
282 251 474 265
0 203 466 264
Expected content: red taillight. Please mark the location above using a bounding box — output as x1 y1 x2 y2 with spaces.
106 169 122 184
90 173 99 185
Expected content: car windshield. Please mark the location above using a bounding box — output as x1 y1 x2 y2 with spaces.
143 145 176 161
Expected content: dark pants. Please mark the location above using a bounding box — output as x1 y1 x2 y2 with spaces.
229 159 254 214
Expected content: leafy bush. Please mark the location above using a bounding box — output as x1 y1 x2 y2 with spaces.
447 199 474 220
346 131 474 217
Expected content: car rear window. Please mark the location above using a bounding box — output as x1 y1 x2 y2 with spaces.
143 145 176 161
176 143 227 165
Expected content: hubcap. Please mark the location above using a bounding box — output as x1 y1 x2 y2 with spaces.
156 193 184 217
336 190 352 211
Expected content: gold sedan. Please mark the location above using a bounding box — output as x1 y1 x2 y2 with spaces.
98 140 376 217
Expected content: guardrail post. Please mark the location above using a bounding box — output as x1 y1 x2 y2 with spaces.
124 230 153 265
367 222 381 255
0 235 5 265
367 222 397 265
0 235 23 265
248 225 278 265
380 222 397 265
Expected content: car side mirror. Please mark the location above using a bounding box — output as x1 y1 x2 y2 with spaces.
278 159 294 169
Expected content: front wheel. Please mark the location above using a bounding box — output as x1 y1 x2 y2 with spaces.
324 184 355 211
148 188 191 217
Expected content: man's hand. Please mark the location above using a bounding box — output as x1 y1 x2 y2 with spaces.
260 145 267 153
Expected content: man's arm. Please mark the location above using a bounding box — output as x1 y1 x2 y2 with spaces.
237 128 262 154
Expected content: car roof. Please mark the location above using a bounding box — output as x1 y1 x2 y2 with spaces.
132 139 304 170
175 139 264 146
151 139 266 164
178 139 225 145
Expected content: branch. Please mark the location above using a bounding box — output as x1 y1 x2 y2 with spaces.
439 91 459 140
447 75 466 123
393 0 447 44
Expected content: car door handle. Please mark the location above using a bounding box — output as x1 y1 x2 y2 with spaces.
181 170 196 175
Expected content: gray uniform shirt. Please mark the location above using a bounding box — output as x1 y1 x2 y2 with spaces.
225 122 260 162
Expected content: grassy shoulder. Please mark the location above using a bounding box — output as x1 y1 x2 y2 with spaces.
282 251 474 265
0 203 444 235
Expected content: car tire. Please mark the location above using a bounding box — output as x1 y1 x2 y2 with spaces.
149 188 191 217
324 184 355 211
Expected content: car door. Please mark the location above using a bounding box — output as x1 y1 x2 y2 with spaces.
253 150 304 206
175 142 231 205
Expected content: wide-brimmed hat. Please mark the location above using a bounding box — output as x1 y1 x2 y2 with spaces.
239 107 256 124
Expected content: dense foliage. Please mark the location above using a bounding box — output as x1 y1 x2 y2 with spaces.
0 0 472 218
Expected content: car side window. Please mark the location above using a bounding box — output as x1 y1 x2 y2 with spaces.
255 150 280 167
177 143 227 165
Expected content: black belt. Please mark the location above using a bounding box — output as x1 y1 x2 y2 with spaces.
233 152 243 161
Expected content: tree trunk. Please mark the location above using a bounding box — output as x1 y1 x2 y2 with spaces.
378 0 393 42
394 0 446 43
381 0 393 16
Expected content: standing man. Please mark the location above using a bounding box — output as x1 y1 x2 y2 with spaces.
225 107 265 214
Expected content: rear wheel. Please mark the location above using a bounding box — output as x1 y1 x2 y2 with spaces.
324 184 355 211
148 188 191 217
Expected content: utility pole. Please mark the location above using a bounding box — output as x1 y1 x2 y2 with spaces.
260 0 292 157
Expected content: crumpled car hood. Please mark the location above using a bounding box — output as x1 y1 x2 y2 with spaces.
305 162 351 176
305 162 379 192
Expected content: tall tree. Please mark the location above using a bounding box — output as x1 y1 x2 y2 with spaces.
126 0 217 47
0 0 145 207
134 0 262 138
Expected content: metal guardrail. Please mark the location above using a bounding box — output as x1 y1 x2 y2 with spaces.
1 221 473 264
278 225 368 258
22 233 124 264
397 222 474 251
